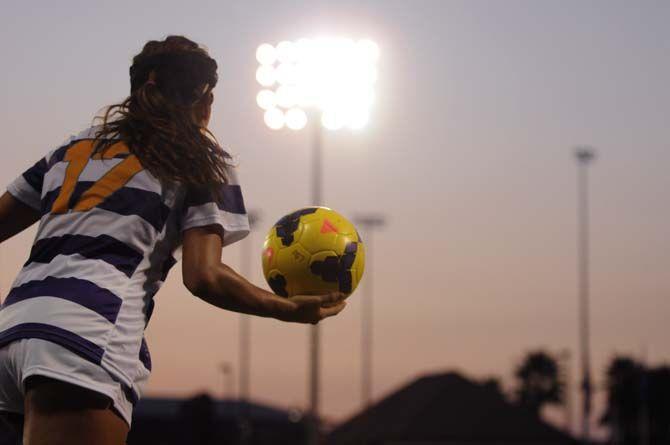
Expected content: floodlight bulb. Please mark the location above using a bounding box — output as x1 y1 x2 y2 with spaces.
276 40 297 63
264 108 285 130
321 110 345 130
256 43 277 65
255 66 276 87
358 39 380 61
295 38 313 61
364 65 378 85
285 108 308 130
275 85 298 109
348 109 370 130
256 90 276 110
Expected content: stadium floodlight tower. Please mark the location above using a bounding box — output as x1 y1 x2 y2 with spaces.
255 36 379 437
574 146 596 444
352 214 386 408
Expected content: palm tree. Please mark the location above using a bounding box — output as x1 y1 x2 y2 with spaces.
646 366 670 443
515 351 563 416
601 356 670 444
601 357 642 444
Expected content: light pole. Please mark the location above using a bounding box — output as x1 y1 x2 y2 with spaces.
239 209 261 403
574 146 595 444
219 362 234 399
255 38 379 440
309 113 323 426
558 349 573 434
353 214 385 408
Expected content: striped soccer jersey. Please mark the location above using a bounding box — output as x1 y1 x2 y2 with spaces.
0 127 249 403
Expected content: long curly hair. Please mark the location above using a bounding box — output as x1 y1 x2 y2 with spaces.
94 35 230 190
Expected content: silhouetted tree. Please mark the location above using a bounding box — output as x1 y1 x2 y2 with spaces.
179 393 216 445
601 357 643 444
646 366 670 443
514 351 563 416
601 356 670 444
482 377 502 395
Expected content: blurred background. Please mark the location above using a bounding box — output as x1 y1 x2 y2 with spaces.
1 1 669 444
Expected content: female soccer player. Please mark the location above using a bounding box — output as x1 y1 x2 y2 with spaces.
0 36 347 445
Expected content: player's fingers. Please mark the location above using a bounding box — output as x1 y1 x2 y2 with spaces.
319 301 347 319
291 295 323 307
319 292 347 305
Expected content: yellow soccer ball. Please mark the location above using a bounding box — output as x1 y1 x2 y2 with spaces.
262 207 365 297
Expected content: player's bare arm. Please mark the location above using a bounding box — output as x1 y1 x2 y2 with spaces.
182 225 347 324
0 191 40 244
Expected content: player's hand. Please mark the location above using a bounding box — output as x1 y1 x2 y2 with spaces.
280 292 348 324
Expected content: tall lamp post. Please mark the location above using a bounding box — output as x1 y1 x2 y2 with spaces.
574 146 595 443
255 37 379 441
219 362 234 399
557 349 573 434
352 214 385 408
239 209 261 402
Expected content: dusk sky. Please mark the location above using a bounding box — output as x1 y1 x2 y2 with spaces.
1 0 669 436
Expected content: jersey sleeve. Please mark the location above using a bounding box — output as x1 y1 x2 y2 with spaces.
6 156 49 211
6 133 79 212
180 169 250 247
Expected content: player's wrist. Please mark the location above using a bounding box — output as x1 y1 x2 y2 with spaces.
262 292 295 320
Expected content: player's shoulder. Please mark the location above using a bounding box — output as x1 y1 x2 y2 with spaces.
65 124 119 147
72 125 101 141
59 125 104 146
44 125 115 166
